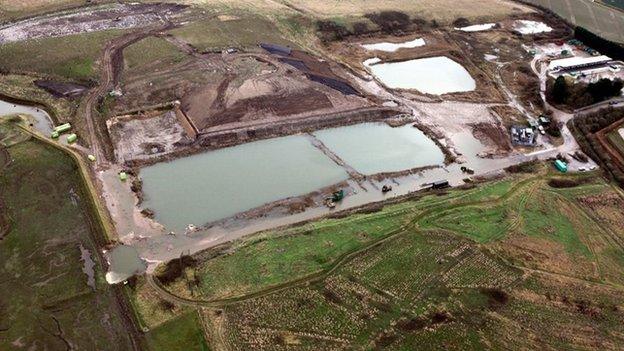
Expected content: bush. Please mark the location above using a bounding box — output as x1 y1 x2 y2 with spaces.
505 160 539 173
575 27 624 61
316 20 350 41
547 177 588 188
155 255 197 285
453 17 470 27
546 76 622 109
365 11 411 34
352 22 370 35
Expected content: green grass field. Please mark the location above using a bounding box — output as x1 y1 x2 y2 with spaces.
168 15 296 52
144 311 209 351
0 0 90 22
0 121 133 349
526 0 624 43
123 37 187 75
0 29 125 80
146 170 624 349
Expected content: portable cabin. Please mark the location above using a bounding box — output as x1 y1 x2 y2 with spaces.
51 131 59 139
554 160 568 173
54 123 71 133
119 171 128 181
66 133 77 143
87 154 96 162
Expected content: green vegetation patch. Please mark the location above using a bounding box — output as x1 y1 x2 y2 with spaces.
123 37 187 74
420 204 510 242
144 311 209 351
0 131 132 349
0 29 125 80
606 122 624 157
519 191 592 257
162 204 414 300
127 275 192 329
221 229 521 349
0 74 77 123
169 15 295 52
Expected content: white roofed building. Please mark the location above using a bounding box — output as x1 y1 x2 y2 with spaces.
548 55 612 72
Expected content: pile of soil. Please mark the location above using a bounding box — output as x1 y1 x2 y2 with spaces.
34 80 87 98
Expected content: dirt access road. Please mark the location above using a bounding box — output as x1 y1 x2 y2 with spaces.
80 23 175 166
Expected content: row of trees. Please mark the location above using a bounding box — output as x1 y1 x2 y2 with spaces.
569 107 624 186
548 76 623 109
575 27 624 61
316 11 439 42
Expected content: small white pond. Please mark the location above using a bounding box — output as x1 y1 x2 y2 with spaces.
365 56 476 94
456 23 496 32
313 123 445 175
513 20 553 35
361 38 425 52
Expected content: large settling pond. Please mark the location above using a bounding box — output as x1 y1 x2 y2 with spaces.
140 135 349 232
314 123 445 175
140 123 446 232
366 56 476 95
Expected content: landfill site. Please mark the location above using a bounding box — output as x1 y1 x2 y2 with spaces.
1 0 624 349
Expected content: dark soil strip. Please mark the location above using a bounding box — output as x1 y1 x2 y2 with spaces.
0 147 10 240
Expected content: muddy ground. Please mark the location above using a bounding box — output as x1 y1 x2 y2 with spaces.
107 109 192 163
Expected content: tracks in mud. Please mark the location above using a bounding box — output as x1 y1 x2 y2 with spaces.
81 22 176 165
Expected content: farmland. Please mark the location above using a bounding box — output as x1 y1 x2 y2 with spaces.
0 121 134 350
606 121 624 157
0 29 126 81
278 0 533 24
140 169 624 349
524 0 624 43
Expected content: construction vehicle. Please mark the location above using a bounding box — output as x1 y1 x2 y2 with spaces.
331 190 344 202
381 185 392 193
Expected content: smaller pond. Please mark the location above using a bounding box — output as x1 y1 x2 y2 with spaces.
313 123 445 175
456 23 496 32
105 245 147 284
365 56 476 94
0 99 53 134
361 38 425 52
513 20 552 35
